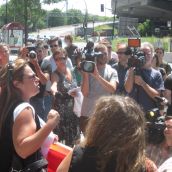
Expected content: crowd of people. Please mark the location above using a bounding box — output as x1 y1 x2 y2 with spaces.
0 34 172 171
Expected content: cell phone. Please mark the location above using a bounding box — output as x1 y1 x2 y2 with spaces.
128 38 141 48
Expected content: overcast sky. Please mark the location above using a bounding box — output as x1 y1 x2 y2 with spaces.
41 0 113 17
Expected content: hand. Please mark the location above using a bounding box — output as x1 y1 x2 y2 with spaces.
82 71 89 76
47 109 60 129
29 56 38 66
134 75 145 86
50 86 58 97
53 134 59 144
19 47 29 59
91 65 100 79
70 91 77 97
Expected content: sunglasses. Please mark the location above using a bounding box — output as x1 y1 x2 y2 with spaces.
155 51 163 54
50 44 58 48
54 57 66 61
116 51 126 55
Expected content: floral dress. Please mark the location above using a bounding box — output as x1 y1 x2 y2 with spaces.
53 70 79 146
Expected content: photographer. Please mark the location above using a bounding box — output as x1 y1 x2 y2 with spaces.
112 43 131 94
124 42 164 112
80 44 118 133
146 116 172 167
28 45 52 121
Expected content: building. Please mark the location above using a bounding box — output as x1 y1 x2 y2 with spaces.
111 0 172 36
111 0 172 21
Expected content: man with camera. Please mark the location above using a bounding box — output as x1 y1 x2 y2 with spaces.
41 37 73 73
28 44 52 120
80 44 118 133
112 43 131 94
124 42 164 112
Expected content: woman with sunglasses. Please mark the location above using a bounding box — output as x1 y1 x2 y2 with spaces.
51 48 79 147
0 58 60 171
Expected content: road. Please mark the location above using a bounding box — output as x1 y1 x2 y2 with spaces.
29 21 112 39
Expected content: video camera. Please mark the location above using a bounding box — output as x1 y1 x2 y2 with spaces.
146 110 165 145
127 38 146 75
80 41 104 73
145 96 168 145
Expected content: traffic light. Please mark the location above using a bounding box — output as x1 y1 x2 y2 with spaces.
101 4 104 12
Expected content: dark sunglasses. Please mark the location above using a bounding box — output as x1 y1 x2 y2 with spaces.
116 51 126 55
50 44 58 48
155 51 163 54
54 57 66 61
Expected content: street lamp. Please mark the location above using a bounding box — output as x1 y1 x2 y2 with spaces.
92 18 95 37
5 0 8 24
24 0 28 45
83 0 88 41
112 0 117 39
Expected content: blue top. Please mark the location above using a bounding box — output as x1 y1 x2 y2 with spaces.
112 62 128 95
129 68 164 112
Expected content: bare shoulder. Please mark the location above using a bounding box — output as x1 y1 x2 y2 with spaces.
56 150 73 172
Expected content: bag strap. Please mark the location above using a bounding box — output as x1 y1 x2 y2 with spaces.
24 159 48 172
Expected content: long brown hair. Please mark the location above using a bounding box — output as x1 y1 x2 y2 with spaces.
0 58 28 134
84 95 146 172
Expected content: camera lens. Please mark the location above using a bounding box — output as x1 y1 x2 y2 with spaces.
29 50 37 59
80 61 95 73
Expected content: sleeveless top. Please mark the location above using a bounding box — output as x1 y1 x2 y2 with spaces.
69 146 157 172
68 146 115 172
0 101 43 171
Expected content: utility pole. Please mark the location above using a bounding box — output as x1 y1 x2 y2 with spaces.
24 0 28 45
66 0 68 24
5 0 8 24
83 0 88 41
112 0 117 40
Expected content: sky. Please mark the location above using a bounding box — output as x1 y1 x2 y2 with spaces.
41 0 113 17
0 0 113 16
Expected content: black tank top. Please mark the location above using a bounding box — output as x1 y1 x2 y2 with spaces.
69 146 116 172
0 101 42 171
69 146 147 172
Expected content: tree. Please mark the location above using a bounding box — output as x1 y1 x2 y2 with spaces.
42 0 64 4
0 0 47 29
47 9 64 27
66 9 83 25
137 19 153 37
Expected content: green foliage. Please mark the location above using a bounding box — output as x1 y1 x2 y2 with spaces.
66 9 83 25
43 0 64 4
47 9 64 27
0 0 113 32
0 0 44 30
137 19 153 37
95 25 112 32
111 37 170 52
